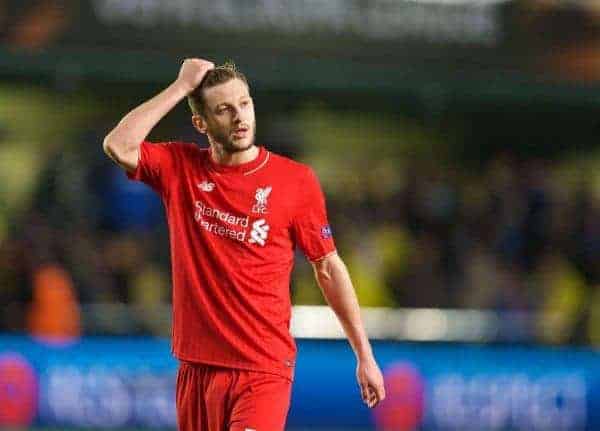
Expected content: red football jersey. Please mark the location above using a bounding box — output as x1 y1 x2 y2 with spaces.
127 142 336 380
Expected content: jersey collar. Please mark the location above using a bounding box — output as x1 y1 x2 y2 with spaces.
207 145 269 176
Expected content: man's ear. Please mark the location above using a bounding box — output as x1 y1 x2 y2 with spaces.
192 114 207 134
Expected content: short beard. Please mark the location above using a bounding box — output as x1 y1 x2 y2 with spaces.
210 127 256 154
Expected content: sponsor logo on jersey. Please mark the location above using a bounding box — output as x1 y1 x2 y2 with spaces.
248 219 270 246
197 181 215 192
193 201 270 246
252 186 271 214
194 201 249 242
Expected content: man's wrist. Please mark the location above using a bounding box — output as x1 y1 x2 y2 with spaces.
356 346 375 363
171 79 195 97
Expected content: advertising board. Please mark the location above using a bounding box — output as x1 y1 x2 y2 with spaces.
1 336 598 430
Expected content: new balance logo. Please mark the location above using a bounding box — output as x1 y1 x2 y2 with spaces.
197 181 215 192
248 219 269 246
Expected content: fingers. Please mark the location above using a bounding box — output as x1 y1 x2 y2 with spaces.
361 382 386 408
373 381 386 407
182 59 214 75
360 381 370 405
366 386 377 408
177 59 215 93
183 58 213 67
357 361 386 408
367 386 378 408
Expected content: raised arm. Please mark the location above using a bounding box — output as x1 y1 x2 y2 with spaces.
312 252 386 408
103 58 214 172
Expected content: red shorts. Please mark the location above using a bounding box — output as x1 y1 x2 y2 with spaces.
176 362 292 431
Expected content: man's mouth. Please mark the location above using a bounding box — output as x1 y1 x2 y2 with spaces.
233 126 249 137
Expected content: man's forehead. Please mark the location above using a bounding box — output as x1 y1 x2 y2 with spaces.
204 79 250 106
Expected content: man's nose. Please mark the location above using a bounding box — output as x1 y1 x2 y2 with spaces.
233 107 247 123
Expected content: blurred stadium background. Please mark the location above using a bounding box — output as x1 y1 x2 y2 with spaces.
2 0 600 429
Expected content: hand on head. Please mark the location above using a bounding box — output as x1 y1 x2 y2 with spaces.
177 58 215 94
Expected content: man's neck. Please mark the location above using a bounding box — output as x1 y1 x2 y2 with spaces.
210 144 259 166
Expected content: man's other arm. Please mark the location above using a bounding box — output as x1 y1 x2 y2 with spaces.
103 58 214 172
312 252 386 408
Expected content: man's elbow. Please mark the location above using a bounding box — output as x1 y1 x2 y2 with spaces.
102 134 118 158
102 134 130 163
313 253 340 283
315 264 333 283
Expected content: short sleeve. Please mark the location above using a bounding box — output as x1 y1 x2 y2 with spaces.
291 167 336 262
126 141 177 195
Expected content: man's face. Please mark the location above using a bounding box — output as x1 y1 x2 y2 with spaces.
198 78 256 153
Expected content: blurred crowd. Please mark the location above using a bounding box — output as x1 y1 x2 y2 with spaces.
293 150 600 344
1 103 600 345
327 155 598 344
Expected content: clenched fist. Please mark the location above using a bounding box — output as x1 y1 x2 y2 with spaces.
357 357 386 408
176 58 215 94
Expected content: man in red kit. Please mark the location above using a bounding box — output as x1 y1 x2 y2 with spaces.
103 58 385 431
